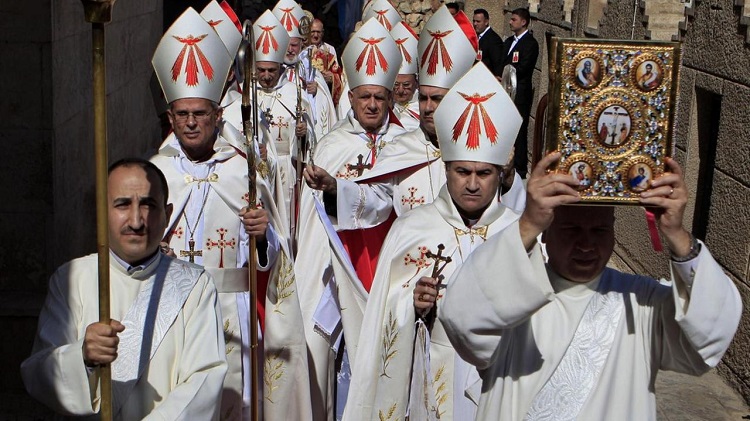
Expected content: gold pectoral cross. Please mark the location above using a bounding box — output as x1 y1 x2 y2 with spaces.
180 238 203 263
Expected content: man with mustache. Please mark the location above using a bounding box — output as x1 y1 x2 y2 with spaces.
22 158 226 419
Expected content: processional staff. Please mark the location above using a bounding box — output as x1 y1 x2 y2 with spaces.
238 21 261 421
291 15 312 255
80 0 116 419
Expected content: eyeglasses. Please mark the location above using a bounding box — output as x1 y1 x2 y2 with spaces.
393 82 415 90
171 110 215 123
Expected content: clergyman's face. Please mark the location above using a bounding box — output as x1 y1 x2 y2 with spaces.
445 161 501 220
311 21 324 45
393 74 417 104
108 165 172 266
167 98 221 162
544 206 615 283
349 84 392 133
257 61 282 89
418 85 448 138
285 37 303 64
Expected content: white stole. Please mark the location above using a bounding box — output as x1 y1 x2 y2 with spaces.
524 281 624 420
111 259 199 416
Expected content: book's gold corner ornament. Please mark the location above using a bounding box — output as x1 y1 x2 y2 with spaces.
545 38 681 204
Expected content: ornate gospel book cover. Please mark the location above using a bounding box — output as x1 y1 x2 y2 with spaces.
545 38 681 204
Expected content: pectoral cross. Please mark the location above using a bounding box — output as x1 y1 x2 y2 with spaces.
350 154 371 177
180 239 203 263
272 115 289 142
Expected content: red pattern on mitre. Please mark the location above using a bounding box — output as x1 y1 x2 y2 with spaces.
272 0 305 39
152 7 233 104
434 62 521 166
252 10 290 64
363 0 402 31
342 18 402 90
390 21 419 75
200 0 243 55
417 5 476 89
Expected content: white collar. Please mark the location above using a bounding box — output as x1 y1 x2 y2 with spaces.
514 29 529 41
478 26 491 39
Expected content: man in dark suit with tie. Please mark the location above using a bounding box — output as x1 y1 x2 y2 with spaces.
473 8 504 77
501 7 539 179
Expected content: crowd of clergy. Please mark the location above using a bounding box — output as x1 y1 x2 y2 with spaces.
21 0 742 420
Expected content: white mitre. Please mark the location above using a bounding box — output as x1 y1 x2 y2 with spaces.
342 17 402 91
418 6 477 89
363 0 402 31
253 10 290 64
200 0 243 56
434 62 521 166
272 0 305 39
152 7 233 104
390 21 418 75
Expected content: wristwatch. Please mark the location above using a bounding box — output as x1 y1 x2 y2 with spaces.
670 234 701 262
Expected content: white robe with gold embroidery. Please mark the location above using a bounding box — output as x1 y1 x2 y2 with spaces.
343 185 524 421
152 135 311 420
295 111 407 420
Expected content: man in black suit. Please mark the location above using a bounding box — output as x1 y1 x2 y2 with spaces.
501 7 539 179
473 8 504 77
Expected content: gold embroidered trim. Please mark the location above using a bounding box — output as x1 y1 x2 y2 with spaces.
264 349 285 403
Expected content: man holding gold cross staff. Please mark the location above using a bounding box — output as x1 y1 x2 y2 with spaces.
150 7 309 420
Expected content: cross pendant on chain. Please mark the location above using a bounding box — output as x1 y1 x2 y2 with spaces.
180 238 203 263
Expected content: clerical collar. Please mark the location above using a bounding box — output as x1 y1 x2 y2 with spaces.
111 250 160 275
477 26 491 40
546 266 603 296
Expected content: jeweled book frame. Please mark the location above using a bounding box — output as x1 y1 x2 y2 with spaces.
545 38 681 204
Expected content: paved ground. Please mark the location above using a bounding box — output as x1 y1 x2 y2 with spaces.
656 369 749 420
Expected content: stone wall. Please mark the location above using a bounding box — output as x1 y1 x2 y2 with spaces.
0 0 163 415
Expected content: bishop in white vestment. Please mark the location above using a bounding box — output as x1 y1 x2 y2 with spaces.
343 62 523 421
296 17 404 420
334 7 488 231
149 10 311 420
440 154 743 421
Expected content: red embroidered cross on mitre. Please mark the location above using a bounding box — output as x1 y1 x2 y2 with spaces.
171 34 214 86
452 92 498 150
374 9 394 30
278 7 299 32
422 30 454 76
257 25 280 54
395 38 413 64
355 37 389 76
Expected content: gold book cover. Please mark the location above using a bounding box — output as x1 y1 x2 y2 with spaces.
545 38 681 204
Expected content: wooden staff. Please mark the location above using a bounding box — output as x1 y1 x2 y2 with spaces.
291 16 312 255
239 21 261 421
80 0 115 419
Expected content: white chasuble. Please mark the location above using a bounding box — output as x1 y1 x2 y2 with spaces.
440 232 742 421
342 186 523 421
295 111 406 421
153 135 313 421
21 254 226 420
284 60 339 141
